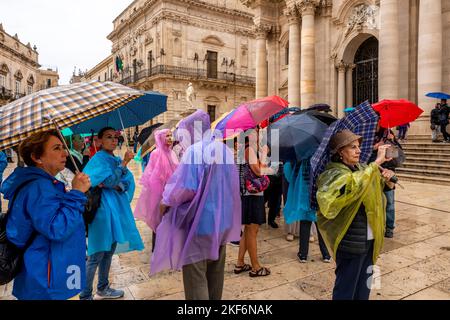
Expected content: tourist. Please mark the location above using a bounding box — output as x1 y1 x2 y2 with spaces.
79 127 144 300
151 110 241 300
397 123 410 141
438 103 450 142
235 130 273 277
134 129 179 252
264 163 283 229
431 103 441 142
283 159 331 263
316 129 395 300
1 130 90 300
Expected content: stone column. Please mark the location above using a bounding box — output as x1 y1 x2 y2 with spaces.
255 24 270 99
346 63 355 107
268 28 280 96
379 0 400 99
299 0 317 108
418 0 442 114
286 7 301 107
337 62 347 118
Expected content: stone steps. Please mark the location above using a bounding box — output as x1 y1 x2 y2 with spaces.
397 135 450 185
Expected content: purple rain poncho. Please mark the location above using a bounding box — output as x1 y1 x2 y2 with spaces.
134 129 179 232
150 110 241 275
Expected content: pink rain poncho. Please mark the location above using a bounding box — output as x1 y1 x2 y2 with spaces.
134 129 179 232
150 110 241 275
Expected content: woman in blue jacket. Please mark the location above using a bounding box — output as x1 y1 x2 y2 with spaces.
1 130 91 300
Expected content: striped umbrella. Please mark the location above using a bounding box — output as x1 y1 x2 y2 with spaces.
0 81 166 151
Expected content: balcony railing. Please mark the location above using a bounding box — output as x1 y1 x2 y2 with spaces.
119 65 255 86
0 86 29 102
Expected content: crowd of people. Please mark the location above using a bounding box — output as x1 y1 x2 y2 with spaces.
430 98 450 143
0 107 408 301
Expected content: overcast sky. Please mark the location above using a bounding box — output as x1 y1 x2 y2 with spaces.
0 0 131 85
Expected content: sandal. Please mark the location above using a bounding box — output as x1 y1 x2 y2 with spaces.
234 264 252 274
249 267 271 277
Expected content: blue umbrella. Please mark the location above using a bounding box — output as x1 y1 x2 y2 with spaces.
70 91 167 134
309 101 379 209
425 92 450 100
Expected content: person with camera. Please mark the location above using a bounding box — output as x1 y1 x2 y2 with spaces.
316 129 395 300
1 130 91 300
79 127 144 300
369 128 404 238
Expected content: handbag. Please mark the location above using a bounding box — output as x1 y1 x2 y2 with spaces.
242 164 270 194
83 186 103 227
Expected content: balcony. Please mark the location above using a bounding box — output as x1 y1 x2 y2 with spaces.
0 86 13 100
119 65 255 86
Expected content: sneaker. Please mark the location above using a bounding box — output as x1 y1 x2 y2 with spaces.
384 228 394 238
322 257 332 263
286 233 294 241
268 221 279 229
297 253 307 263
94 287 124 300
230 240 240 247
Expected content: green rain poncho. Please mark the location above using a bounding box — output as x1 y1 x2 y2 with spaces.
316 162 386 264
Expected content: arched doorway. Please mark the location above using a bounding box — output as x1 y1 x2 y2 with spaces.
352 36 379 105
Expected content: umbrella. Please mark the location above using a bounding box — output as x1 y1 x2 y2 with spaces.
294 110 337 126
305 103 332 113
309 101 379 209
214 95 289 138
260 107 301 129
372 99 423 128
426 92 450 100
140 109 197 156
268 113 329 162
136 123 163 146
0 81 167 151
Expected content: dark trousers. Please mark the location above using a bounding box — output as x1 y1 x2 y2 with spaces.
182 245 226 300
265 175 282 222
398 127 407 139
298 221 330 259
332 241 374 300
151 231 156 252
441 123 450 141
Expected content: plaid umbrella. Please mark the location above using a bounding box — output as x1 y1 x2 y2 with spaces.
309 101 379 209
0 81 166 151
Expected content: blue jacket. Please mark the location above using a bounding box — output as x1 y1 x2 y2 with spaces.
1 166 87 300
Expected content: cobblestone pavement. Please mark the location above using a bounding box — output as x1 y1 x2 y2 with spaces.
1 149 450 300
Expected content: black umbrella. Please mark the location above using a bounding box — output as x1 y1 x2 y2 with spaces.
295 110 337 126
268 113 329 162
137 123 163 146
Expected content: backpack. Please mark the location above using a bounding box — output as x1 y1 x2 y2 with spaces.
0 179 37 285
242 163 270 194
82 186 103 230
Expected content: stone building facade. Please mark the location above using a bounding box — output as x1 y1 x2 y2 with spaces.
0 23 59 107
243 0 450 134
83 0 257 126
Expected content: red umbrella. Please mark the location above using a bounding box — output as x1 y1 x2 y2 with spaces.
372 99 423 128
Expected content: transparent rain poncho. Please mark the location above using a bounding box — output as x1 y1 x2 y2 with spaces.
150 110 241 275
316 162 386 263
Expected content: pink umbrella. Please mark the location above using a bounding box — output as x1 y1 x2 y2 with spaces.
214 95 289 138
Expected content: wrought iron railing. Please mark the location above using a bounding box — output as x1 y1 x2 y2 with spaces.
119 65 255 86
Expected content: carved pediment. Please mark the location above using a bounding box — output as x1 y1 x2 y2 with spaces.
27 75 35 85
202 35 225 47
0 63 9 75
14 70 23 80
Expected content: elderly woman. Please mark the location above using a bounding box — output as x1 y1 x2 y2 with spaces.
316 129 395 300
1 130 91 300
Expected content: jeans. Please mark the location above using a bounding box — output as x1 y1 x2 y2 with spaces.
79 242 117 299
299 221 330 259
398 127 407 140
332 241 374 300
182 245 226 300
432 125 440 141
384 189 395 230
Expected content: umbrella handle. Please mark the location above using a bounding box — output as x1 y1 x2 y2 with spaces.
49 118 81 174
117 109 132 152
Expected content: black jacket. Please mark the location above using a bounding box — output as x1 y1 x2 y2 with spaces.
66 154 90 174
431 108 441 125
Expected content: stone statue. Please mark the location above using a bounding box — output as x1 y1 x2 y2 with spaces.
186 82 195 107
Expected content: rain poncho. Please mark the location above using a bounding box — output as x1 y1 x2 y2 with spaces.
134 129 179 231
83 150 144 256
151 110 241 275
283 160 316 224
316 162 386 263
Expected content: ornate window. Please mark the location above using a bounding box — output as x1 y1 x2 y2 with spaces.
352 37 378 105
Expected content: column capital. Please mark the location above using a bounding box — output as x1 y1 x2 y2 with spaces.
253 22 272 39
336 61 347 72
297 0 318 17
347 63 356 71
284 6 301 25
